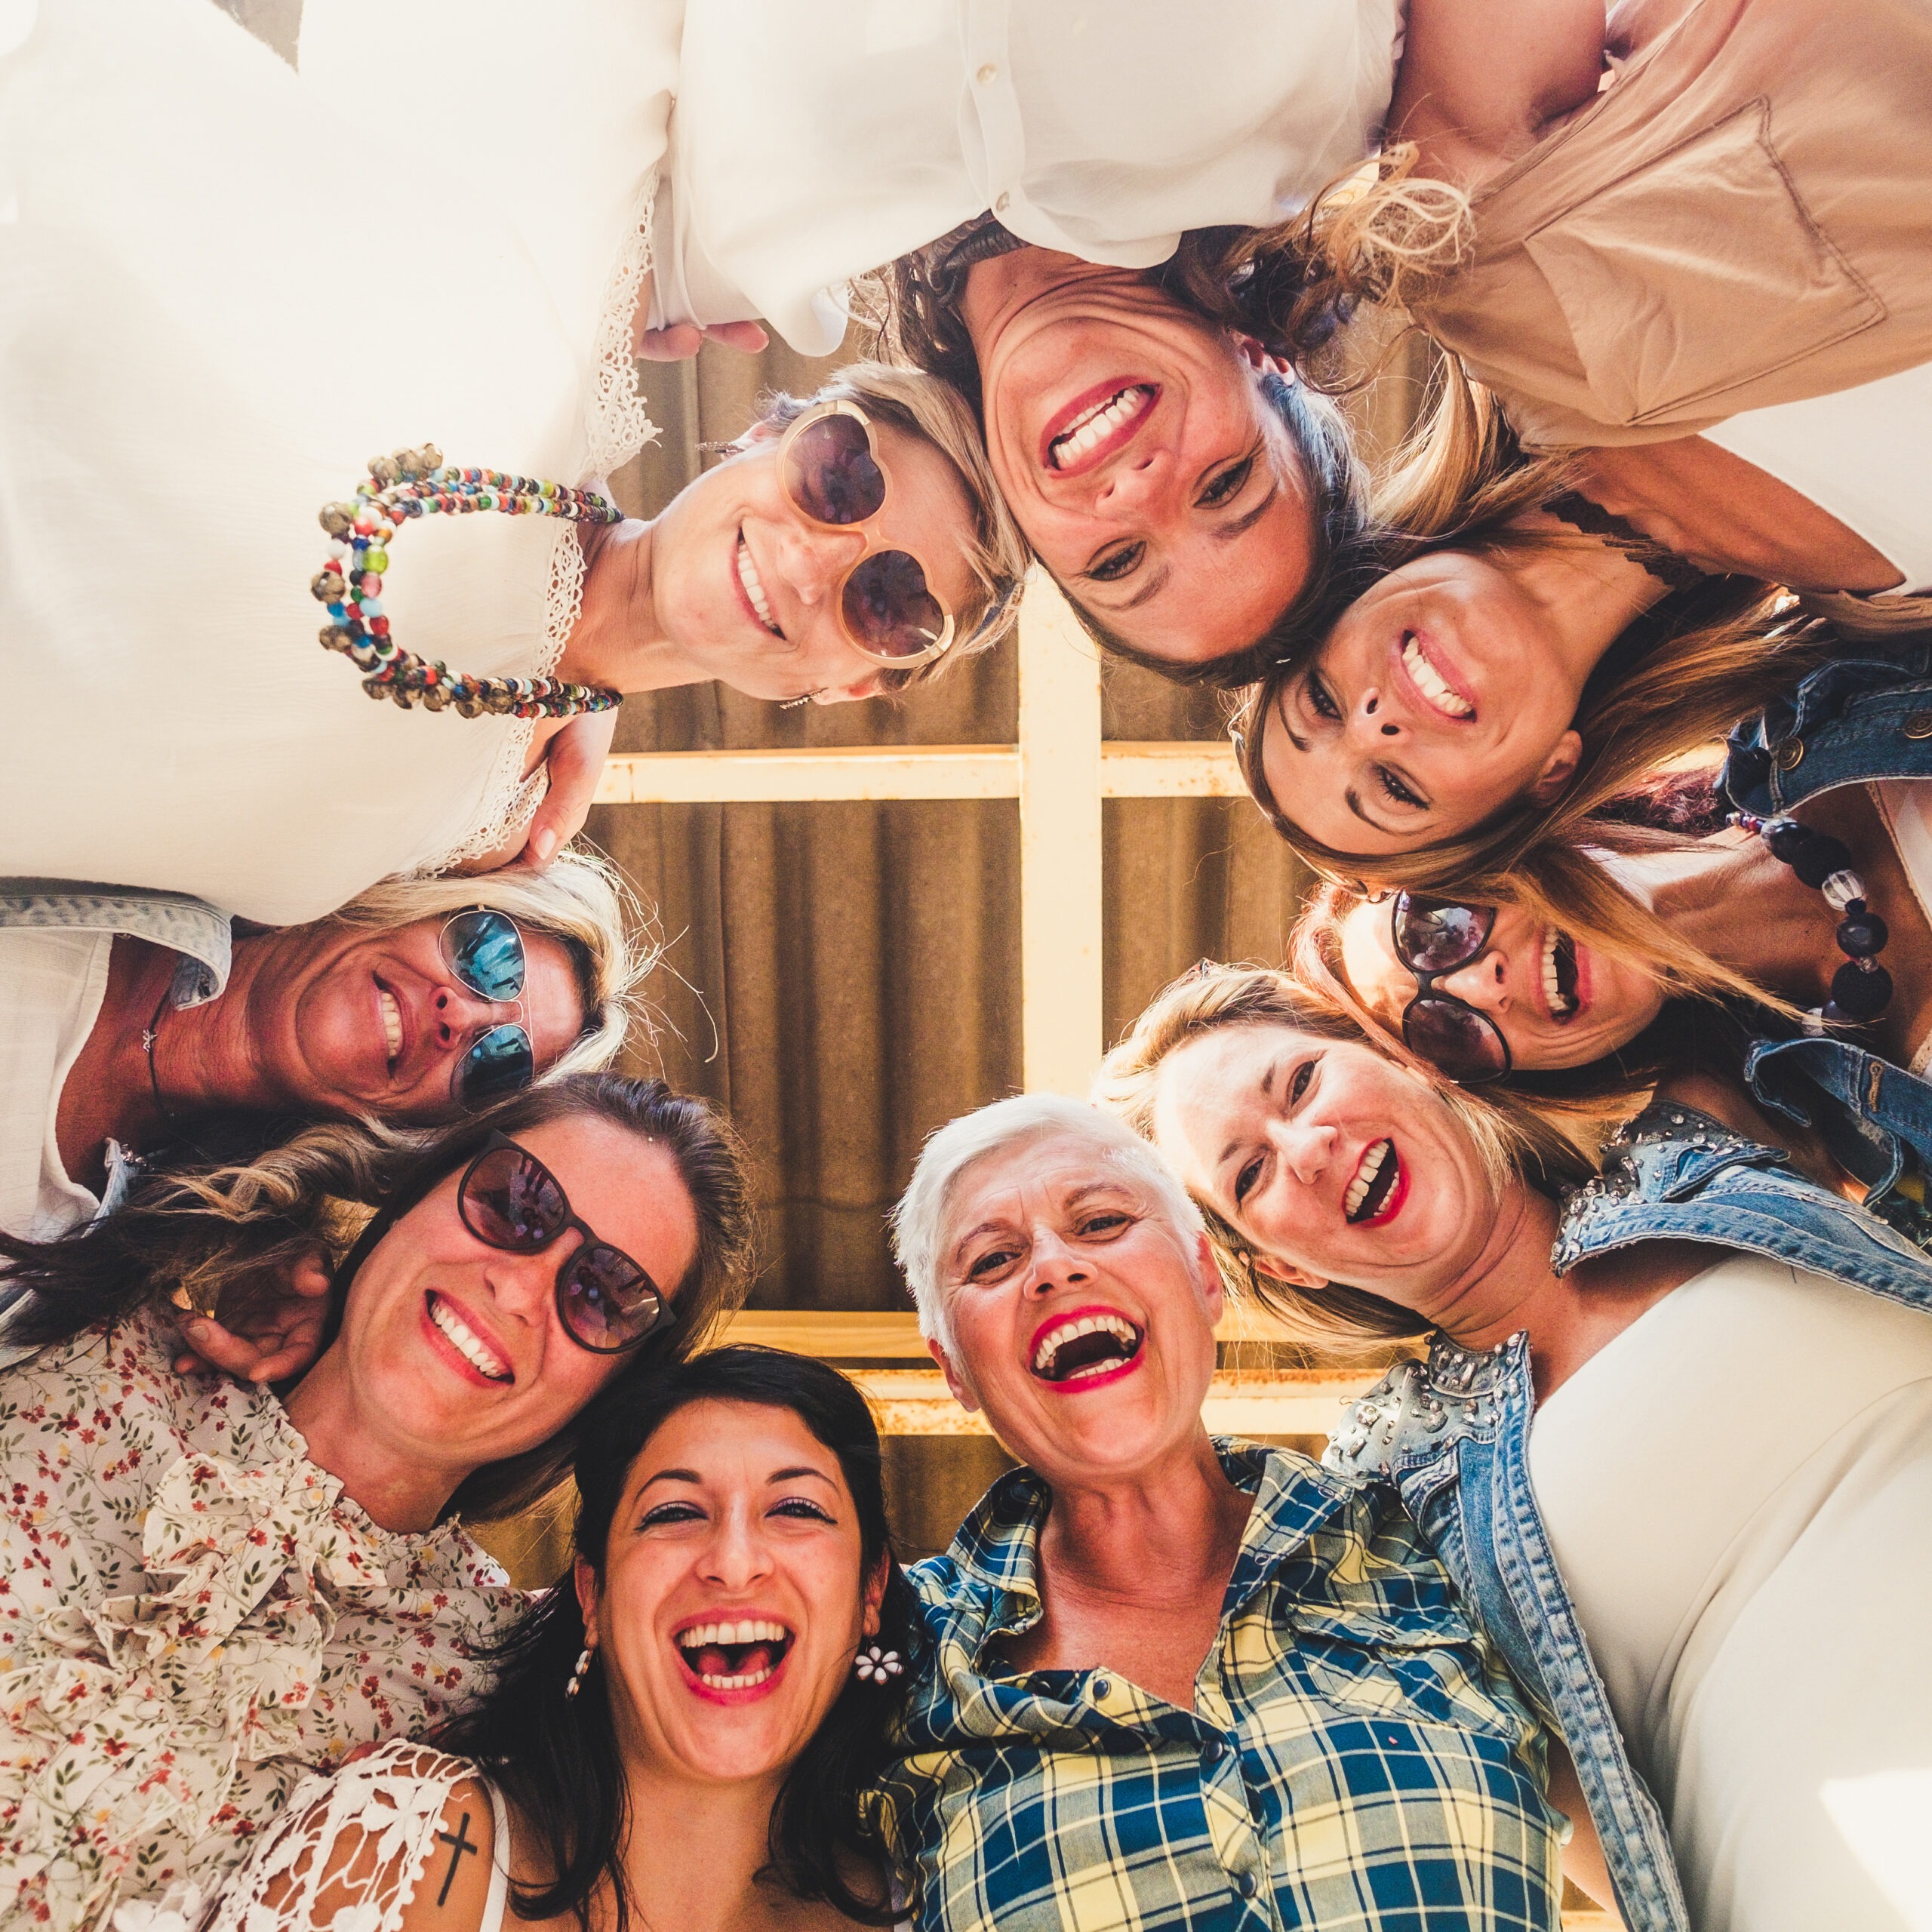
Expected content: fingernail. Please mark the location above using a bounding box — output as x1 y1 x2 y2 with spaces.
531 829 558 866
183 1318 208 1337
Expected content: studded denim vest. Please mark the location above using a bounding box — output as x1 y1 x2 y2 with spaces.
1324 1100 1932 1932
0 879 231 1010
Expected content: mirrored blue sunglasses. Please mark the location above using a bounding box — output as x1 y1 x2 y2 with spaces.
440 909 535 1106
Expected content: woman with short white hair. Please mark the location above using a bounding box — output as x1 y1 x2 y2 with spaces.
874 1093 1580 1931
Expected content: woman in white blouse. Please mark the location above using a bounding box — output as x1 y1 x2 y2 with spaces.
0 1072 753 1932
208 1349 915 1932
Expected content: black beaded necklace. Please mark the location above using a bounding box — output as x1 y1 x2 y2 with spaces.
1729 811 1893 1024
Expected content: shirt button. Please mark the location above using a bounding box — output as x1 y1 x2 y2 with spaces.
976 61 998 82
1233 1871 1259 1901
1905 711 1932 740
1091 1677 1111 1699
1201 1738 1227 1764
994 190 1011 214
1774 737 1806 771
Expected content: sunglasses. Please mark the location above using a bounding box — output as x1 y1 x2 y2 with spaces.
775 401 958 668
457 1132 673 1354
1389 894 1512 1084
440 909 536 1106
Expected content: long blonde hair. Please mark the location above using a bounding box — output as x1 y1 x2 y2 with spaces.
1093 961 1592 1356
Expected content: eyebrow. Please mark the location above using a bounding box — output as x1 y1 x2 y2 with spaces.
1217 1060 1280 1168
1274 682 1311 756
1346 787 1401 834
1109 561 1174 614
1214 479 1281 544
641 1467 702 1491
768 1466 837 1486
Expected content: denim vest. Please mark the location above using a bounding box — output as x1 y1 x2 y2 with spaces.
1324 1100 1932 1932
1721 636 1932 1243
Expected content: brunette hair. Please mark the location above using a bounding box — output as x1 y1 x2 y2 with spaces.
734 362 1030 689
1093 961 1592 1356
1230 370 1814 891
856 232 1374 691
0 1072 755 1523
438 1346 918 1930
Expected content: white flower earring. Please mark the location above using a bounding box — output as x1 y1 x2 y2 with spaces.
565 1646 595 1699
854 1643 903 1683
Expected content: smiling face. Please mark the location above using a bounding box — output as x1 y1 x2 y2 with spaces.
1260 552 1587 858
970 269 1315 666
240 915 586 1125
1149 1022 1494 1314
647 414 980 706
317 1113 701 1483
580 1398 884 1789
928 1131 1221 1486
1337 897 1667 1071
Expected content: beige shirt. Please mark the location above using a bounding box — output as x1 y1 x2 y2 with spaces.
1411 0 1932 450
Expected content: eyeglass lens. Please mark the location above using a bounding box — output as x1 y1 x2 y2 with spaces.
457 1023 535 1106
442 909 527 1002
459 1142 667 1352
1392 895 1494 973
786 415 948 662
1402 998 1510 1081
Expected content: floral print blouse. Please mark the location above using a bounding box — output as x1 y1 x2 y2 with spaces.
0 1307 521 1931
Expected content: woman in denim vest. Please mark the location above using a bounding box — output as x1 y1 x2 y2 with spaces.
1098 962 1932 1932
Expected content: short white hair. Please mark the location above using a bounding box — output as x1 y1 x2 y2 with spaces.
890 1094 1206 1351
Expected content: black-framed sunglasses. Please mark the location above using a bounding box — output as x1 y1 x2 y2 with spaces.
456 1132 673 1355
1389 893 1512 1084
440 909 535 1106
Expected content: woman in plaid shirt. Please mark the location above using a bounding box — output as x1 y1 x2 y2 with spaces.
874 1094 1585 1932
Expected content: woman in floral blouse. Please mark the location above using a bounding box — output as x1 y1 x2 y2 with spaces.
0 1070 752 1932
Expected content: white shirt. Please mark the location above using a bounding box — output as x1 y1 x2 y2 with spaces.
1529 1256 1932 1932
0 928 112 1241
1705 361 1932 593
654 0 1406 354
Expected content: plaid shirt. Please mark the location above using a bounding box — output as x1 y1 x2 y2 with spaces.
872 1441 1563 1932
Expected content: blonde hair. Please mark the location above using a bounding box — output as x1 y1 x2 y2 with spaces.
326 848 648 1079
1232 369 1812 892
749 361 1031 682
1094 961 1593 1355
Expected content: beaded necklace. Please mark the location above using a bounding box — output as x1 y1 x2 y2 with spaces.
1729 811 1893 1025
312 446 624 719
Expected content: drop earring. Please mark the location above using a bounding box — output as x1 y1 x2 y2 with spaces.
854 1643 903 1683
565 1646 595 1699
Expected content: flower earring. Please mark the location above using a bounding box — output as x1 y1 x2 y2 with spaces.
565 1646 595 1700
854 1643 903 1683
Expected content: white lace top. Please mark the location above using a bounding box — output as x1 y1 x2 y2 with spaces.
206 1743 515 1932
0 1309 519 1932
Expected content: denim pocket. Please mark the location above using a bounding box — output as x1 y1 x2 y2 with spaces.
1291 1610 1526 1746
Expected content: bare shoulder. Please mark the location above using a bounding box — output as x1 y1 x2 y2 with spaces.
1390 0 1610 182
223 1744 499 1932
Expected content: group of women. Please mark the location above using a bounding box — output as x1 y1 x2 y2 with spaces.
3 0 1930 1926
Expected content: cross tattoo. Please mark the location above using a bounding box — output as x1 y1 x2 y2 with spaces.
434 1810 478 1906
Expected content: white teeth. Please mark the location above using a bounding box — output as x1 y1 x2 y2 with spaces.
1049 385 1152 468
1401 636 1474 718
1030 1311 1140 1377
698 1666 776 1690
429 1294 511 1381
735 536 781 635
379 989 403 1067
1344 1140 1391 1220
1542 931 1577 1018
676 1618 792 1650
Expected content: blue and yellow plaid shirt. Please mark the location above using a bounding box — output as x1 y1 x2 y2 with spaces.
873 1441 1563 1932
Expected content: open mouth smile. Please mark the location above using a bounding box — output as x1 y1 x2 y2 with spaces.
1397 632 1475 721
1042 382 1156 475
734 532 786 639
425 1291 512 1384
675 1617 795 1696
1542 929 1580 1020
377 983 405 1072
1344 1140 1407 1226
1029 1306 1146 1390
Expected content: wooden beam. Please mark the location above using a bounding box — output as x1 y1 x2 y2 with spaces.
596 739 1242 804
1017 575 1104 1094
719 1304 1352 1355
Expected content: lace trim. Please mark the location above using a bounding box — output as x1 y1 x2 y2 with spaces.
200 1742 491 1932
414 171 660 878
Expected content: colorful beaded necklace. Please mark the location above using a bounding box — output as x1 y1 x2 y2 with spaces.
312 446 624 719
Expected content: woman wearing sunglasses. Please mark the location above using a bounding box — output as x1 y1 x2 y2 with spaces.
2 0 1027 928
0 859 637 1275
0 1070 754 1932
207 1347 917 1932
1098 961 1932 1932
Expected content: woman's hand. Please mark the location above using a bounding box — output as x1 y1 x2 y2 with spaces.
520 706 620 868
635 318 769 360
171 1250 334 1385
